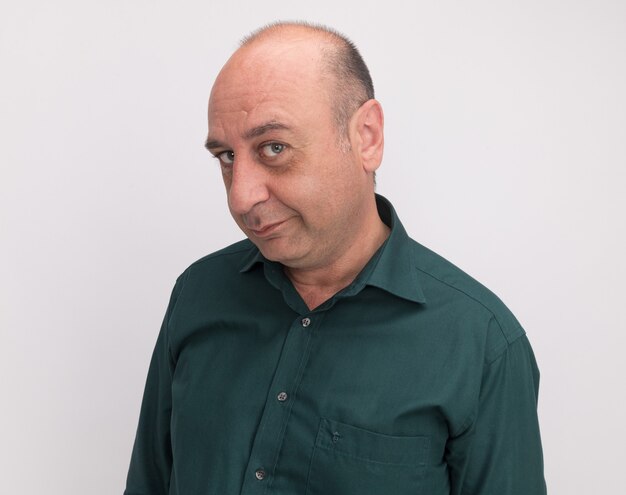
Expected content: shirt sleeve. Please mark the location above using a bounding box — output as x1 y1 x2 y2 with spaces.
124 275 185 495
445 332 547 495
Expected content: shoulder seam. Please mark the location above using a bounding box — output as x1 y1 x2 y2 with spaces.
484 330 527 365
415 266 525 352
415 266 497 320
485 318 526 364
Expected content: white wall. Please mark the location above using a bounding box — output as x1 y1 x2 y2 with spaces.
1 1 624 493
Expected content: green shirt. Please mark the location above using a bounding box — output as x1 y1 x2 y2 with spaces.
124 195 546 495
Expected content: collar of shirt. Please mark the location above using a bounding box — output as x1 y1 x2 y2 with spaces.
238 194 426 310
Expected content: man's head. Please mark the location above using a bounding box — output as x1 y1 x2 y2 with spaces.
206 22 385 271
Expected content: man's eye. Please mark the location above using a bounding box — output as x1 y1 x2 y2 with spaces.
217 151 235 164
260 143 285 158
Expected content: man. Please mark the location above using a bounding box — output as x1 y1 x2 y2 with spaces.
124 22 546 495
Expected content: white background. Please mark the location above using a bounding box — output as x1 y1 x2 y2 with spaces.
1 1 625 493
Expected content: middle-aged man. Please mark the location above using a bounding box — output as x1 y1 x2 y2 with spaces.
125 21 546 495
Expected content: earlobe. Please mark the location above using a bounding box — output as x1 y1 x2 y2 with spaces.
354 99 384 173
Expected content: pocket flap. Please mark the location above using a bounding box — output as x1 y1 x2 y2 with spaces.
315 418 429 467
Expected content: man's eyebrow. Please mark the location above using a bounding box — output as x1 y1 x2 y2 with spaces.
204 137 226 151
205 121 291 152
243 121 291 139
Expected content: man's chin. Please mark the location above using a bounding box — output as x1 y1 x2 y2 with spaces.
253 238 306 267
256 243 293 264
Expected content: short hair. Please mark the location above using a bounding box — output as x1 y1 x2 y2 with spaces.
240 21 375 146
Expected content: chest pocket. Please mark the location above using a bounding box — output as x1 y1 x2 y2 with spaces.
306 418 430 495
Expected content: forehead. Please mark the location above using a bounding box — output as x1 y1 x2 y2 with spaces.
208 39 331 136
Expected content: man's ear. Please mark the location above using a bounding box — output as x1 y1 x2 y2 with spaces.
351 99 384 173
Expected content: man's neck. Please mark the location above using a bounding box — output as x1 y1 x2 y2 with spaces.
284 214 390 311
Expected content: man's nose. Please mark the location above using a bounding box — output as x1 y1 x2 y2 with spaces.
227 155 270 216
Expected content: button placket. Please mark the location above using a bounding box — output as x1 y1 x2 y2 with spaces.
240 312 322 494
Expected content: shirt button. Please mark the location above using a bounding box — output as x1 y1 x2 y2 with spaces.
277 391 288 402
301 317 311 327
255 468 266 481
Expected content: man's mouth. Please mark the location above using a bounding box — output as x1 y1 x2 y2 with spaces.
249 220 287 238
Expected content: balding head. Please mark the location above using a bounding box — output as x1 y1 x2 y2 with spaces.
236 22 375 146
